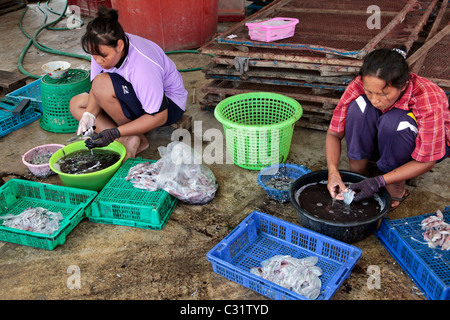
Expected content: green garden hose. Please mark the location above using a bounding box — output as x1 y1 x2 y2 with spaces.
18 0 90 79
18 1 213 78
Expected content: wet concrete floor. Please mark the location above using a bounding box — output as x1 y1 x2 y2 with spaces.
0 1 449 301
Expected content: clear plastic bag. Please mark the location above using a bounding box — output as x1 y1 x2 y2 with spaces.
126 141 218 205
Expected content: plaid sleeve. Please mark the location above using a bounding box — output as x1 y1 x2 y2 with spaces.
329 76 365 133
410 78 449 162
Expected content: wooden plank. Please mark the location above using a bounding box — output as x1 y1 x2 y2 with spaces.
406 24 450 66
204 74 348 91
0 70 29 91
426 77 450 88
202 63 354 85
210 56 360 75
403 0 439 51
277 7 399 17
199 92 334 117
200 79 341 105
199 92 332 131
295 120 329 131
199 42 363 67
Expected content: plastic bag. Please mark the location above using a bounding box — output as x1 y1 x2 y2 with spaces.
250 255 322 299
126 141 218 204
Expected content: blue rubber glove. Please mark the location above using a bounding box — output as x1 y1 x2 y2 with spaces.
85 128 120 149
349 175 386 202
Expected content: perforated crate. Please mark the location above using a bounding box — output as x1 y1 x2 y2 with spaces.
39 69 91 133
206 211 363 300
0 179 97 250
257 163 311 202
214 92 303 170
0 100 41 138
246 17 299 42
88 158 178 230
5 79 42 107
376 207 450 300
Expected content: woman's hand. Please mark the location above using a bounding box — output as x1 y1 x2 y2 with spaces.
85 128 121 148
77 111 96 136
327 171 348 200
349 175 386 202
326 129 346 199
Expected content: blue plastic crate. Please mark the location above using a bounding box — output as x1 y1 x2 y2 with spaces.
0 100 41 138
257 163 311 202
206 211 362 300
6 79 42 106
376 207 450 300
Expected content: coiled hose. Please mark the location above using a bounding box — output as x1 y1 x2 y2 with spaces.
18 1 213 78
18 0 90 79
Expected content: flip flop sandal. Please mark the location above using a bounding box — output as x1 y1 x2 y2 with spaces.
390 189 410 212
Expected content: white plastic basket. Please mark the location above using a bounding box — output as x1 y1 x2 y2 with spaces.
245 17 299 42
22 144 65 178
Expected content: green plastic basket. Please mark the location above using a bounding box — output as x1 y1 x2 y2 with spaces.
0 179 97 250
88 158 178 230
214 92 302 170
39 69 91 133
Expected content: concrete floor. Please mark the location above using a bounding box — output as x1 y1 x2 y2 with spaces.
0 1 449 301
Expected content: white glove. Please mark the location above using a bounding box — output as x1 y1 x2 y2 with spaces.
77 111 96 136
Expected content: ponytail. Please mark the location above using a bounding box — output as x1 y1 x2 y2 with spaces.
81 6 126 56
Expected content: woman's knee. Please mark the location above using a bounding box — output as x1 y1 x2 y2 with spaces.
376 109 417 172
377 109 417 137
69 92 89 120
346 97 367 123
91 73 114 100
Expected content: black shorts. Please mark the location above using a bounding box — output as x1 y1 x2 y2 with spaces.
108 72 184 126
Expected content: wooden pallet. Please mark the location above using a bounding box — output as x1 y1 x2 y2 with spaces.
199 80 338 131
198 0 440 131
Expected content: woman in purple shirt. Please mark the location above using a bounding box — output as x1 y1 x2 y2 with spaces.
70 7 187 159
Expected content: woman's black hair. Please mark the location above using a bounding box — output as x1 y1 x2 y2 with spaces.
358 46 410 89
81 6 126 56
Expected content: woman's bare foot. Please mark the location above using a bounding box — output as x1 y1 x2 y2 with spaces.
136 134 149 154
385 180 407 209
117 135 141 160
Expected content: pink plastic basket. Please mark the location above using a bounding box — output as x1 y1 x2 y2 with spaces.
245 17 299 42
22 144 65 178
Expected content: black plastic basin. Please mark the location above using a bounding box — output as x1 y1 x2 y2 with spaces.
289 170 391 243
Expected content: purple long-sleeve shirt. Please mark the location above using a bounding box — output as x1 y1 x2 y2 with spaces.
90 33 187 114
